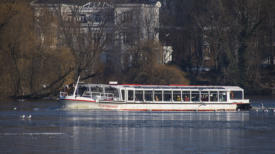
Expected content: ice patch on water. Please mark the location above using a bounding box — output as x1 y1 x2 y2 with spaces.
1 132 64 136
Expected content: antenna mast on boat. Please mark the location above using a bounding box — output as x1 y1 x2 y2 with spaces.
73 76 80 97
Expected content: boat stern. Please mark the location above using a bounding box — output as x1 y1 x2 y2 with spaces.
235 99 251 110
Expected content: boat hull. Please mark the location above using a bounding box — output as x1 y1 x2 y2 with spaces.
60 99 249 111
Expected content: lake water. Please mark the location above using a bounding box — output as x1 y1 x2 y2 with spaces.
0 96 275 154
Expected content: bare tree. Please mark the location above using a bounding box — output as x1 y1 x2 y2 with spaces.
55 2 113 82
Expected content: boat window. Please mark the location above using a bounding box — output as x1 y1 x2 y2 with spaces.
210 91 218 102
135 90 144 101
128 90 134 101
230 91 242 100
219 91 227 102
91 86 103 92
201 91 209 102
191 91 200 102
154 91 162 101
77 86 88 96
145 91 153 101
121 90 125 101
164 91 172 101
105 87 119 97
173 91 181 102
182 91 190 102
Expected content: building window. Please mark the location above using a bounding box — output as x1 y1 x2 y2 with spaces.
79 14 86 23
120 32 132 44
95 13 101 22
121 11 133 23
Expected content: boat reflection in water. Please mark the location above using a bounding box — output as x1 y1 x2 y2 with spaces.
65 111 250 153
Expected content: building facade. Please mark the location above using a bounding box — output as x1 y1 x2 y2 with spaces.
32 0 162 71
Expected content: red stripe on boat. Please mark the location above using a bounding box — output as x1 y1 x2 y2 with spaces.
119 109 227 112
120 84 203 87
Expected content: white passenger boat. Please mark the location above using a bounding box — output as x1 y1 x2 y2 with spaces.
60 77 250 111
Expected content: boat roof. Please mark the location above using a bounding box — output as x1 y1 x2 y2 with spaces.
34 0 158 5
78 83 244 91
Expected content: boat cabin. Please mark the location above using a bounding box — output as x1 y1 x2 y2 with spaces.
74 84 246 103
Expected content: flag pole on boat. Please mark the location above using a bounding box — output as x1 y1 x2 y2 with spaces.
73 76 80 98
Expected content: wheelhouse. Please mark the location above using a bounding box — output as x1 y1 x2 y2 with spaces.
74 84 120 101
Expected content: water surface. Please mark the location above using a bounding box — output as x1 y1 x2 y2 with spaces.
0 96 275 154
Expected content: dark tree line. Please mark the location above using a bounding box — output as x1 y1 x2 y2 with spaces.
161 0 275 93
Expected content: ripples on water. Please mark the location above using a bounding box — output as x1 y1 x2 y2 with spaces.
0 96 275 154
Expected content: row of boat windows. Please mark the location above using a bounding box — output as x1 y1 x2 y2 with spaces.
76 86 243 101
121 90 243 102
